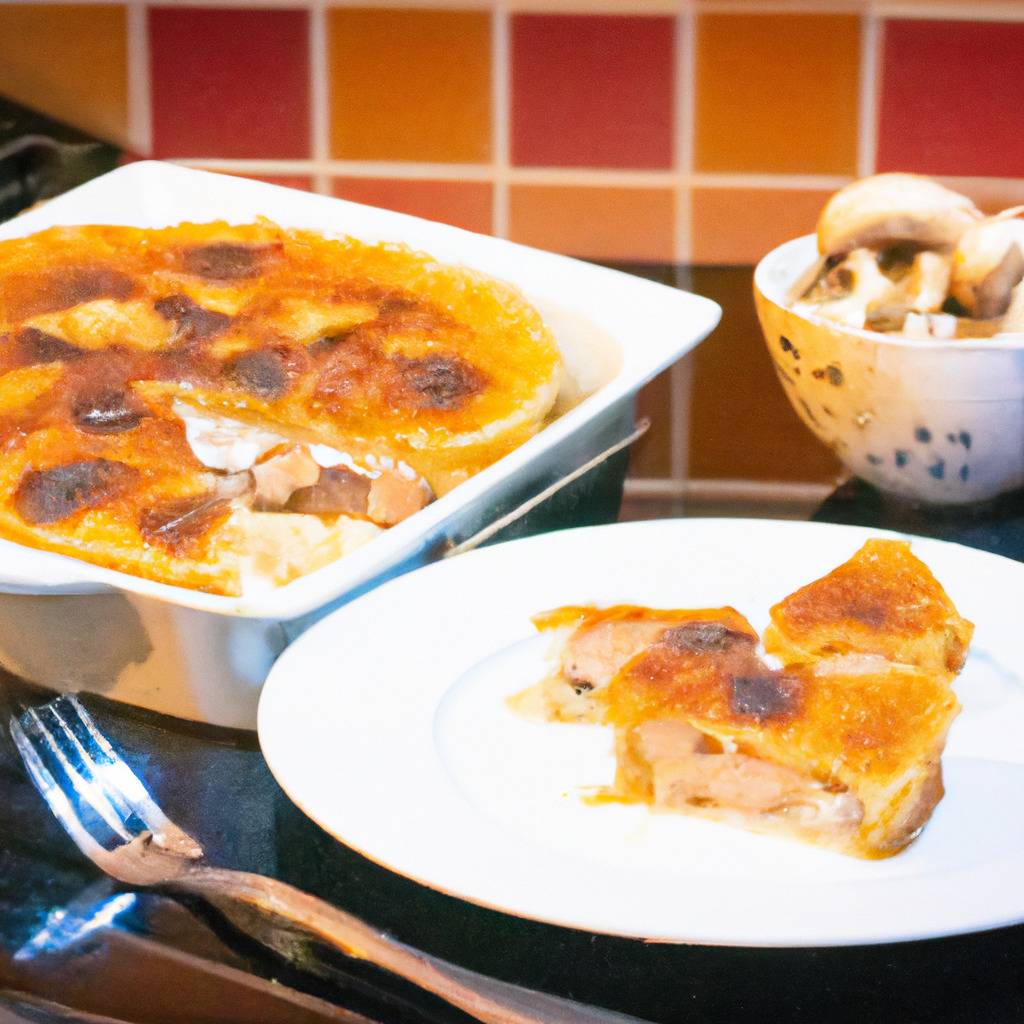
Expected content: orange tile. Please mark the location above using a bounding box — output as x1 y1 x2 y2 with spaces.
690 187 835 265
328 9 491 163
333 178 493 234
0 4 128 147
695 13 861 175
508 186 675 262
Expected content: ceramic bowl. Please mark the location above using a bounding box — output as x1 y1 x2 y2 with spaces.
754 234 1024 506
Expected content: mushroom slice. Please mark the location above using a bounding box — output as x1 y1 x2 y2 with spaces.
998 281 1024 335
817 174 980 256
950 208 1024 319
900 250 953 313
251 445 321 510
865 251 953 332
797 248 894 329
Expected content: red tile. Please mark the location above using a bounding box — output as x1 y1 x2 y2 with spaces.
200 170 314 191
877 19 1024 177
150 8 310 159
511 14 674 169
333 179 493 234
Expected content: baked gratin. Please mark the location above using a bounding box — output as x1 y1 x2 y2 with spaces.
510 540 973 859
0 221 562 594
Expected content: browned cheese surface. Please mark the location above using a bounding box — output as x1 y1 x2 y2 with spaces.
0 222 561 593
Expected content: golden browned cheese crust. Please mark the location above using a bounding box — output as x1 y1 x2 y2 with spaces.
0 222 562 594
604 629 958 857
763 539 974 673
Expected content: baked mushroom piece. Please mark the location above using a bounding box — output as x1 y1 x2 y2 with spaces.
1000 281 1024 334
816 173 981 256
795 174 982 335
949 208 1024 320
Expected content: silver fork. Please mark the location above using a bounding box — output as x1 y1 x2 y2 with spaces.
11 694 649 1024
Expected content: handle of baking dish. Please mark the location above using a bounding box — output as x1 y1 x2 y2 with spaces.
444 417 649 559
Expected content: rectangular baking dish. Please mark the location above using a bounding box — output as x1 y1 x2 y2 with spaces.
0 162 719 725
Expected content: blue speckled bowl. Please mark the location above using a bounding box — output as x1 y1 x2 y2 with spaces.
754 234 1024 506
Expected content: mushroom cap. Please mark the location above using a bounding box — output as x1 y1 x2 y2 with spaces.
950 209 1024 319
817 173 981 256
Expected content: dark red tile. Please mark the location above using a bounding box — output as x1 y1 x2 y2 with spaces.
877 19 1024 177
333 178 492 234
511 14 674 169
199 169 314 191
150 7 310 159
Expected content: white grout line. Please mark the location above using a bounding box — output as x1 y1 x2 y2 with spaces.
670 0 697 485
511 0 678 10
877 1 1024 21
856 5 880 178
697 0 868 12
18 0 1024 17
674 0 695 263
173 158 864 193
491 3 511 237
173 158 494 180
125 2 152 156
172 160 1024 208
309 2 332 195
624 477 835 502
689 172 854 190
508 167 679 187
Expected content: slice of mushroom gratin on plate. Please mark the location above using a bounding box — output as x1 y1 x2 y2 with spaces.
511 539 972 860
258 519 1024 946
0 221 562 595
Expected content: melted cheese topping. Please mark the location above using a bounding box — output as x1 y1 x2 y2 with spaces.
0 220 561 594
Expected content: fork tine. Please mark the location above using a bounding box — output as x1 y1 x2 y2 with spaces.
18 706 138 844
20 695 203 859
9 715 119 867
44 698 146 830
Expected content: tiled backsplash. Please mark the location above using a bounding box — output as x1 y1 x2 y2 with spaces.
1 1 1021 498
3 1 1023 264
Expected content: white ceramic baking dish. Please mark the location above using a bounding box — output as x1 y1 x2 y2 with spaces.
0 162 719 726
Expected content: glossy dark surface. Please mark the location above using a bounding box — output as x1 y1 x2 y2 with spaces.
1 273 1023 1023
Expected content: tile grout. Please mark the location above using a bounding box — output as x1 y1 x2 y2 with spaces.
309 1 332 195
491 1 511 238
670 0 696 485
172 159 864 189
125 2 152 155
34 0 1024 16
856 2 880 178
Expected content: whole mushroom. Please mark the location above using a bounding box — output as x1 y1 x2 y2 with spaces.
816 173 981 256
949 207 1024 320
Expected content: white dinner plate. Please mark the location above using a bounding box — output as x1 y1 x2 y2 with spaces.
258 519 1024 947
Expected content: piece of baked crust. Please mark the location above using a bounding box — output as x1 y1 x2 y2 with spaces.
605 634 958 858
508 606 757 724
763 539 974 674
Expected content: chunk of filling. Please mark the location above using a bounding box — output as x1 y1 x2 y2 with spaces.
626 719 863 836
171 401 433 529
550 617 863 840
561 619 682 693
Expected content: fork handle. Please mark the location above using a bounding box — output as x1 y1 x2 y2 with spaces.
171 866 645 1024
